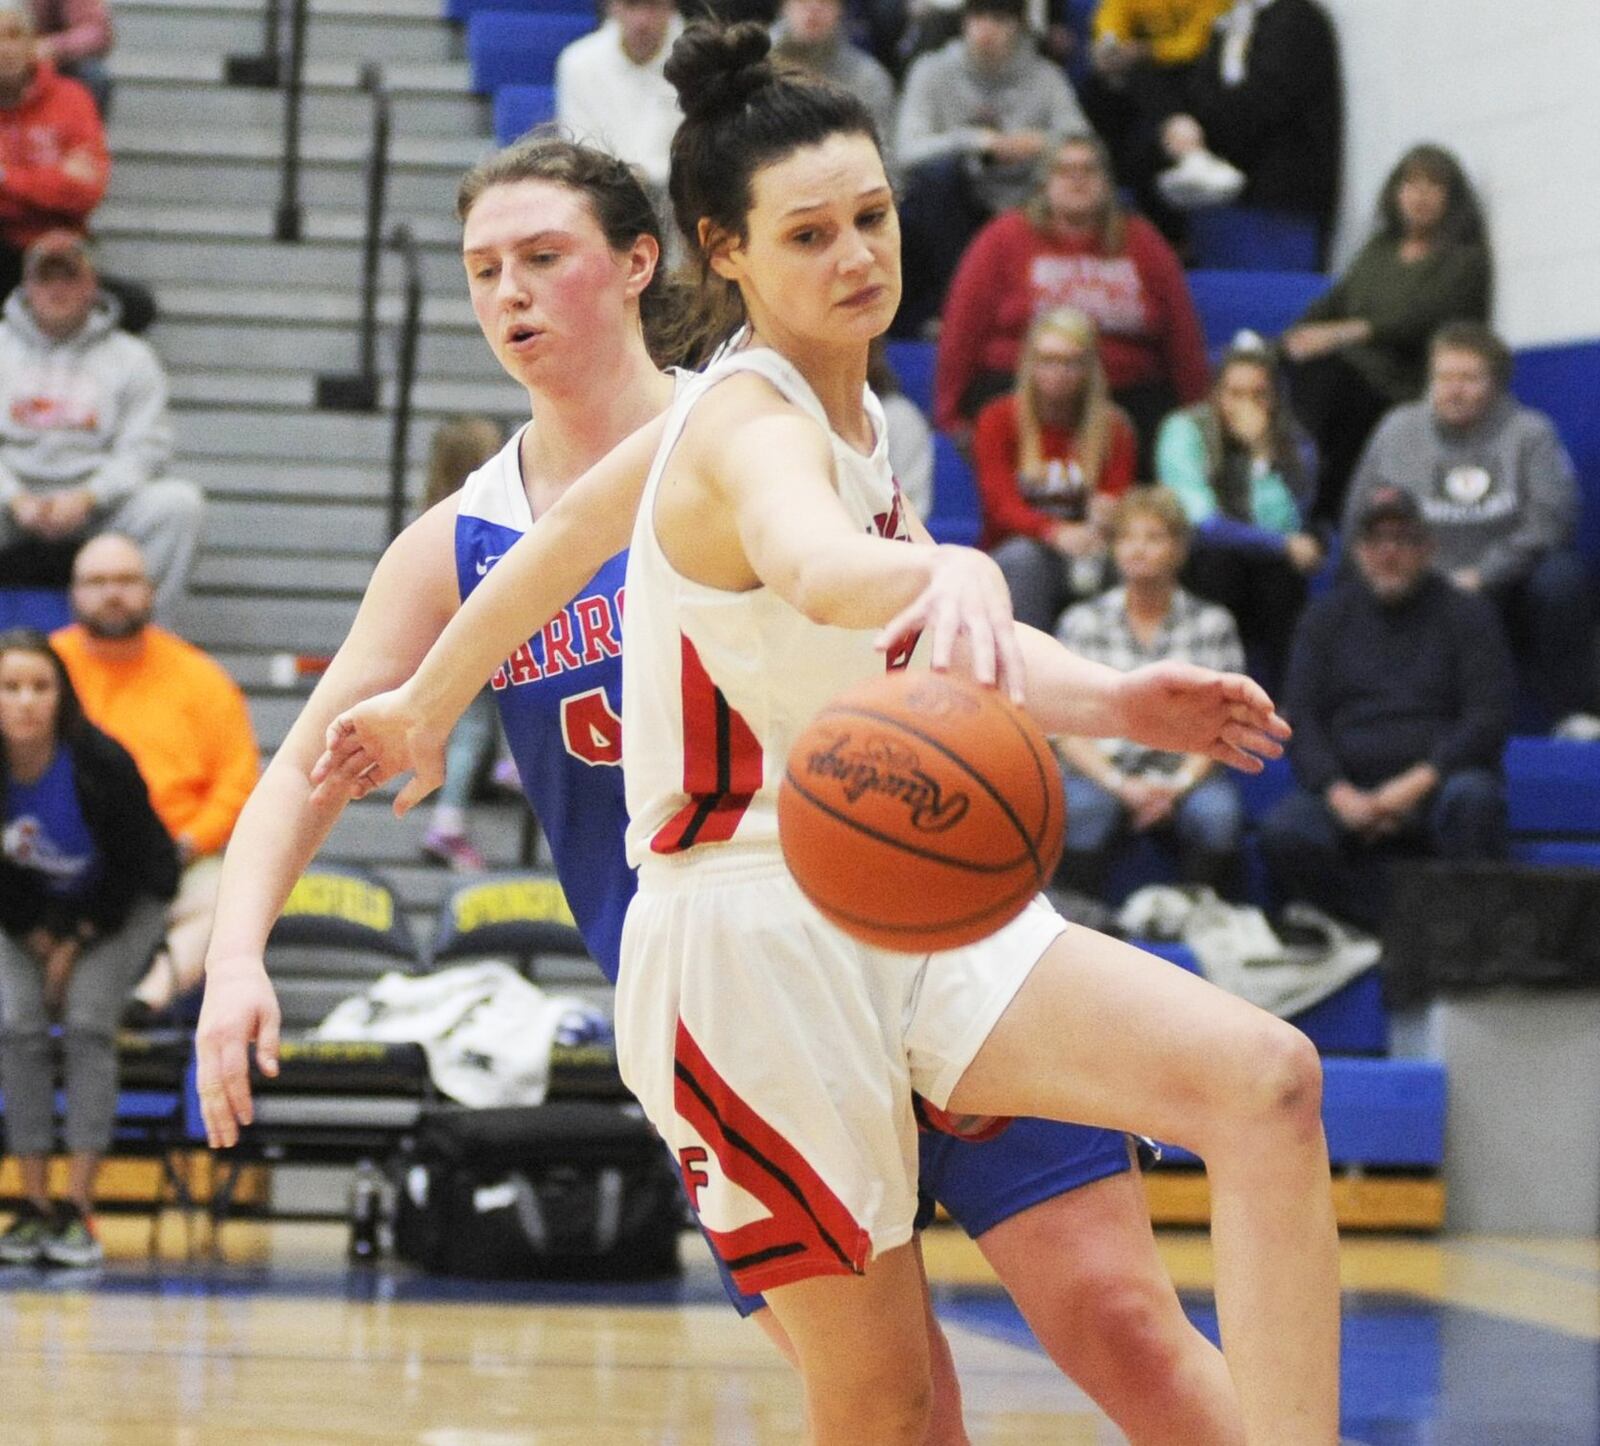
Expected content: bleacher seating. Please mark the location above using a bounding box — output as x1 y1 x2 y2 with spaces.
467 9 593 92
0 589 70 633
1505 736 1600 867
449 0 590 17
885 338 936 417
494 83 557 145
926 431 981 546
1186 268 1328 356
1186 206 1321 273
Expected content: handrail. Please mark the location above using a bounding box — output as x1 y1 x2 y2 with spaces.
221 0 308 242
386 224 426 544
274 0 309 242
316 62 391 412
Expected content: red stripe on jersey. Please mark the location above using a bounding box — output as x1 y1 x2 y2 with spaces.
673 1020 870 1294
650 635 764 853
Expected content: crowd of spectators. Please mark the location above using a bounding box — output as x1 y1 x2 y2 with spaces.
542 0 1600 916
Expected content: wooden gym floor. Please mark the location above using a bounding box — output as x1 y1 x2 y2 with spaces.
2 1215 1596 1444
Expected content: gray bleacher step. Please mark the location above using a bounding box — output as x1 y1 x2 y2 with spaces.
184 456 423 505
96 232 471 294
320 796 530 866
203 498 388 554
112 61 486 138
115 0 460 64
108 138 487 213
111 52 475 95
95 201 464 252
170 368 528 419
153 317 501 377
171 593 360 654
157 284 478 331
174 405 393 463
191 550 375 596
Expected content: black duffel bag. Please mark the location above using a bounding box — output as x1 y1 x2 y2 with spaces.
1382 860 1600 1006
394 1100 684 1280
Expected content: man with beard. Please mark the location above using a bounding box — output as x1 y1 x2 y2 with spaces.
52 533 258 1020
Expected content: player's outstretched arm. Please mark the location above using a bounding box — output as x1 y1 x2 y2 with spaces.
313 414 665 809
1016 627 1290 773
196 502 460 1149
710 387 1025 698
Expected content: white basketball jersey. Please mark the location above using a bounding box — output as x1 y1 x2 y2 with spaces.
622 345 917 868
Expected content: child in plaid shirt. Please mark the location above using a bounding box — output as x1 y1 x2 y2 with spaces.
1055 486 1246 896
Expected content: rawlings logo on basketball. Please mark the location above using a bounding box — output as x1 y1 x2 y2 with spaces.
804 731 970 832
902 678 982 718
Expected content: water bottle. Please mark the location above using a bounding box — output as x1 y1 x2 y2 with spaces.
349 1159 381 1263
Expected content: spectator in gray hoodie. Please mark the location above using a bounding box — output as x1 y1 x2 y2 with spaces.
770 0 897 159
1345 321 1596 728
893 0 1088 335
0 231 199 619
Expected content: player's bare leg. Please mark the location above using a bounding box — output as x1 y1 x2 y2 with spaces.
979 1164 1244 1444
762 1239 935 1445
948 923 1340 1445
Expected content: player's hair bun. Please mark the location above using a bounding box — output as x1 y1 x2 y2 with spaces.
665 22 776 124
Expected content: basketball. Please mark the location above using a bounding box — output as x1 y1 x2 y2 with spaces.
778 671 1064 953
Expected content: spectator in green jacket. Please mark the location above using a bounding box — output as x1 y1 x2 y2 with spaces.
1282 142 1491 525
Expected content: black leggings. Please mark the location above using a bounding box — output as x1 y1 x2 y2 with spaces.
1286 352 1396 527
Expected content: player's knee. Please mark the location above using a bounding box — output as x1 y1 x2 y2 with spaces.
1233 1018 1323 1139
1074 1271 1188 1386
823 1358 933 1444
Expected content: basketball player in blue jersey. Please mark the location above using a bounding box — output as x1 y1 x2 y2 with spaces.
196 136 1244 1442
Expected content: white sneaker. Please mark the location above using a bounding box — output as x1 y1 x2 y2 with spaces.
1157 148 1247 209
1552 713 1600 741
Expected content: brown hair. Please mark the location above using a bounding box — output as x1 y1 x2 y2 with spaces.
456 131 685 365
0 628 87 766
661 22 883 366
1024 132 1126 253
1013 307 1113 484
1109 486 1191 547
424 416 504 511
1375 142 1487 250
1430 319 1512 389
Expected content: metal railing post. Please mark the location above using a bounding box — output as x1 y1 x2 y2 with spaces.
386 225 425 543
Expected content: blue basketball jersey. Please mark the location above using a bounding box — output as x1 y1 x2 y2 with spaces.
453 427 633 982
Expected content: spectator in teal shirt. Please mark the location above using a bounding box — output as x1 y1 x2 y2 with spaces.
1156 339 1323 687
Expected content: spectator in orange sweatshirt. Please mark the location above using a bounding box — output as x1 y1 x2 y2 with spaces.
52 534 260 1020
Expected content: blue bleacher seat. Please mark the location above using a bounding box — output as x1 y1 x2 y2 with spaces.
1186 206 1321 272
1236 750 1295 824
467 10 593 92
494 82 557 144
449 0 592 19
1504 736 1600 836
0 587 70 632
1512 341 1600 568
925 431 981 546
885 338 936 418
1186 269 1328 356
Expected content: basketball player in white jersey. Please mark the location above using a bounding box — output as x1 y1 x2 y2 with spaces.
312 27 1338 1446
196 135 1254 1443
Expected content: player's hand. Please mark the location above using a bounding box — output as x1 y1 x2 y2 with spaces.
42 937 79 1017
1115 662 1289 773
310 683 447 816
878 544 1026 705
195 956 281 1150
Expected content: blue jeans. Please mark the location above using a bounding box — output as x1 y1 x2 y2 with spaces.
1258 768 1506 932
1063 770 1244 897
438 690 499 811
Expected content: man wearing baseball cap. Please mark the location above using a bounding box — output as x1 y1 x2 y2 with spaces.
1258 485 1514 931
0 229 200 617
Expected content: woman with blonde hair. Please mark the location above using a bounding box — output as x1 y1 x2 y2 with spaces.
934 130 1209 464
974 305 1137 629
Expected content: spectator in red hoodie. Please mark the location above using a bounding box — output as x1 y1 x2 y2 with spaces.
972 305 1137 629
0 5 104 302
935 129 1208 469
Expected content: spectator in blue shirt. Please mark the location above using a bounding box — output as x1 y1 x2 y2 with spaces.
0 627 176 1267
